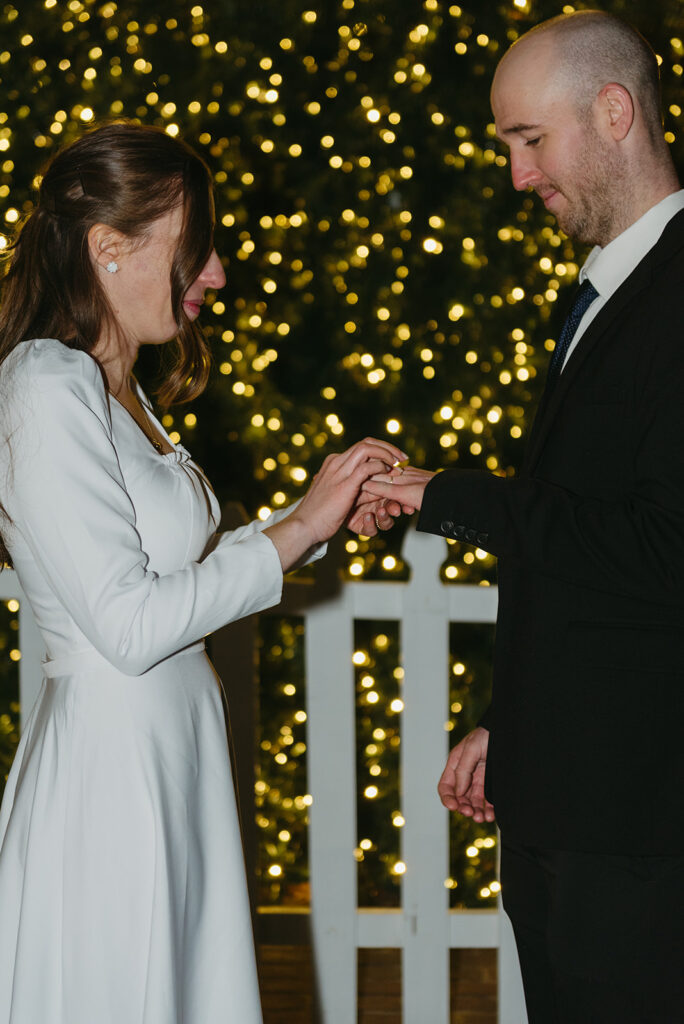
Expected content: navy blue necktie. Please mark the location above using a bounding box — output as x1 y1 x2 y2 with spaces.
547 278 599 386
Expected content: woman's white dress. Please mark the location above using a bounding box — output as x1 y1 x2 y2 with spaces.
0 338 317 1023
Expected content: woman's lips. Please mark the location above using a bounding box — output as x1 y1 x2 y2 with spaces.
183 299 202 318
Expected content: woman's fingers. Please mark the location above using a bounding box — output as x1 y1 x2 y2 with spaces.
369 503 394 529
346 457 399 491
330 442 405 480
356 437 407 462
385 499 403 517
345 438 406 465
346 497 401 535
321 438 406 479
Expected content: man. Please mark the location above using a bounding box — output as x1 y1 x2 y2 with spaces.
359 10 684 1022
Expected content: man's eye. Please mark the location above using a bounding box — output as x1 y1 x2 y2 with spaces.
525 137 541 147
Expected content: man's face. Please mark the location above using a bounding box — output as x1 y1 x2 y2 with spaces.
491 39 622 247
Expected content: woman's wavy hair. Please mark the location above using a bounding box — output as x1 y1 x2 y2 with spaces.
0 121 217 567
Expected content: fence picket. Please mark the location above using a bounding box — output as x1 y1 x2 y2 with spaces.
305 589 358 1022
401 530 451 1023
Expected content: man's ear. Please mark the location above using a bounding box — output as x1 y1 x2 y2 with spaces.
87 223 126 273
597 83 634 142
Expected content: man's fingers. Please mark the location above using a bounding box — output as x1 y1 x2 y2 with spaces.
363 480 406 500
454 756 486 793
437 752 463 802
369 472 400 486
466 799 496 823
438 733 494 821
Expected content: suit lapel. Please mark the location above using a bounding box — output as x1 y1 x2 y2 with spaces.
524 209 684 475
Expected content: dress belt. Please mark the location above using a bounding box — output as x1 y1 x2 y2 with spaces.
42 640 206 679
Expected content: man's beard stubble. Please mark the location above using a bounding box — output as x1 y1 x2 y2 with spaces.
555 126 628 247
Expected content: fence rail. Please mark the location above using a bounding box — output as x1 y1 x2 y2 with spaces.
0 526 527 1023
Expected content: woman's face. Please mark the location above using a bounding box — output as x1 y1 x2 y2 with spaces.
104 205 226 348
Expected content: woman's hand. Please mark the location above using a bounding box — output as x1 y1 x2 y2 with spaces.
346 496 412 535
264 438 406 571
361 465 436 513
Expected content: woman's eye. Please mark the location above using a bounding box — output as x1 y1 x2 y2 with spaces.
525 137 541 147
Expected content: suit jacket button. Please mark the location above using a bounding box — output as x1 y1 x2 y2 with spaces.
465 529 477 543
454 525 465 540
440 521 454 535
476 532 489 546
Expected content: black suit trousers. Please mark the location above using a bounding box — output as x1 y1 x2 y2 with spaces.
500 838 684 1023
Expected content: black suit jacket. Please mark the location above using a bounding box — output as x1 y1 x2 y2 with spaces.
418 207 684 854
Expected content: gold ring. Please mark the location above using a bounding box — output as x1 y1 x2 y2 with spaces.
374 514 380 530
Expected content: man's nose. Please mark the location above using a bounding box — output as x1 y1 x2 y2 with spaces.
509 150 541 192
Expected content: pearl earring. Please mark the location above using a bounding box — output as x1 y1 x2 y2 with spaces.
105 260 119 274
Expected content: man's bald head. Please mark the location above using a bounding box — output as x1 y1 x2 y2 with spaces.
490 10 678 246
499 10 663 144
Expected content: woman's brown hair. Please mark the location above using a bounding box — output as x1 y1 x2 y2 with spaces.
0 121 218 566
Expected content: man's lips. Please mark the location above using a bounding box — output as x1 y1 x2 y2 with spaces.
537 188 560 209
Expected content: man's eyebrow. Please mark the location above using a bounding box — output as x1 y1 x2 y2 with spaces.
495 122 542 141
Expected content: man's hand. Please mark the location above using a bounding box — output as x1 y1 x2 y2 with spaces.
363 465 435 513
437 726 495 823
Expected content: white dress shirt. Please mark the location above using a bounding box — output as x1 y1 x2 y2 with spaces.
560 188 684 371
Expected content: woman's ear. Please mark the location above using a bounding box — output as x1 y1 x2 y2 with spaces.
87 223 126 275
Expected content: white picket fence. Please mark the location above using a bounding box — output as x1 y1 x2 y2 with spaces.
0 528 527 1023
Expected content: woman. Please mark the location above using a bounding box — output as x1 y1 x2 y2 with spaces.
0 122 403 1024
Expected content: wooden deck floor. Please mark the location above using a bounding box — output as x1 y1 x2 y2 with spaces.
258 946 497 1023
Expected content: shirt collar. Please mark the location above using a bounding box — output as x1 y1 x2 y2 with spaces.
580 189 684 298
